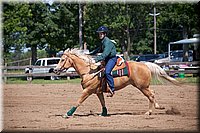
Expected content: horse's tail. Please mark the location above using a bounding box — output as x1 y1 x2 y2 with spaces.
144 62 181 86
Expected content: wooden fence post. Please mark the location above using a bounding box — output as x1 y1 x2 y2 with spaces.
4 63 7 83
27 69 33 83
28 58 33 83
29 58 32 65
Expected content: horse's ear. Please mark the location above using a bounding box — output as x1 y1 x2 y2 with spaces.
70 48 79 54
69 48 74 53
66 48 70 52
64 48 70 54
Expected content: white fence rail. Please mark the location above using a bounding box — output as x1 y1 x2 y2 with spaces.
1 65 79 82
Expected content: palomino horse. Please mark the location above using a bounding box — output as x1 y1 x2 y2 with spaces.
54 49 180 118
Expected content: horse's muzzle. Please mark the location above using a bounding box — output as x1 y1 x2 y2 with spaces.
53 68 61 75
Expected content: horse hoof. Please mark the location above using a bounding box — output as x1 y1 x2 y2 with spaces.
145 111 152 115
98 114 108 117
158 106 165 110
155 106 165 110
62 114 70 119
155 103 165 110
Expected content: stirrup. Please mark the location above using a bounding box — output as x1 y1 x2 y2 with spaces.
107 91 115 97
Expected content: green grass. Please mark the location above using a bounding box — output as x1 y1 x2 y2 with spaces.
176 77 199 84
4 77 82 84
151 77 199 85
4 77 199 85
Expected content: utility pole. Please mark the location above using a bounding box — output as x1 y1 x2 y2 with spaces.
149 4 160 54
79 4 83 49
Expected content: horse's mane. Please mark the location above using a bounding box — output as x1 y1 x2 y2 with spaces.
64 48 95 64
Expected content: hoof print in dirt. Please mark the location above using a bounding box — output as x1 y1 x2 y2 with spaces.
166 107 181 115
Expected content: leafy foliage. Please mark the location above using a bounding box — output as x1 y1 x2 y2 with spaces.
2 2 199 64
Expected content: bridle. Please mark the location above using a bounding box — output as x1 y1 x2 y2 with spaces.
59 54 72 71
54 52 103 77
54 54 72 74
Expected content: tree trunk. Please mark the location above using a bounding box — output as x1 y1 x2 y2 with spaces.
31 45 37 65
182 27 188 62
183 44 189 62
125 4 131 60
126 26 131 58
119 32 129 61
123 36 130 61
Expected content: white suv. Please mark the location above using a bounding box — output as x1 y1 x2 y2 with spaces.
25 57 76 80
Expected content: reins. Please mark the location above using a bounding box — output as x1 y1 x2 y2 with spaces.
61 52 105 88
59 54 68 71
81 68 105 86
63 53 99 75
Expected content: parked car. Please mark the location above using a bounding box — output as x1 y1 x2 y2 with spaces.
130 55 139 61
134 54 160 62
154 50 193 63
148 53 168 62
171 50 193 62
25 57 76 80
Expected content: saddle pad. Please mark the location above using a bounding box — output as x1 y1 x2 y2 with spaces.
111 67 129 77
98 62 130 78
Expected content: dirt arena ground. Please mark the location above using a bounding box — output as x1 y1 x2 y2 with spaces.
3 83 199 132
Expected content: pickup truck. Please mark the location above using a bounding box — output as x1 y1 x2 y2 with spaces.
25 57 76 80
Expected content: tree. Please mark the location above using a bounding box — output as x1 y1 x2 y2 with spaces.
83 3 153 59
156 3 199 51
44 3 79 52
3 3 31 62
83 3 198 57
3 2 199 63
25 3 50 63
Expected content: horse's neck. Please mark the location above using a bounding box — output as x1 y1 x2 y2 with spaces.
71 55 90 77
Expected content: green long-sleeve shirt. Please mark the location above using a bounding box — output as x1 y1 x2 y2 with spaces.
90 37 117 62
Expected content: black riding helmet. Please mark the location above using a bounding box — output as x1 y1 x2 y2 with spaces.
96 26 108 34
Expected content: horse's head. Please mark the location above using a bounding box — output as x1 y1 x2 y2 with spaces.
54 48 100 76
54 49 73 75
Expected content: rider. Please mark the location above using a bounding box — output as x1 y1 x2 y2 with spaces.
89 26 117 97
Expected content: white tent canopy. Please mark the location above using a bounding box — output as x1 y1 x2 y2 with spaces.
170 38 200 44
168 37 200 61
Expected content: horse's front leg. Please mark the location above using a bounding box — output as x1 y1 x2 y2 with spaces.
63 89 92 118
96 92 108 116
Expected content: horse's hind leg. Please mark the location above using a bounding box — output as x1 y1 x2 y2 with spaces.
97 93 107 116
141 87 164 115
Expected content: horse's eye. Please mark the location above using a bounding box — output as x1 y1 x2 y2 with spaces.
61 59 65 62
